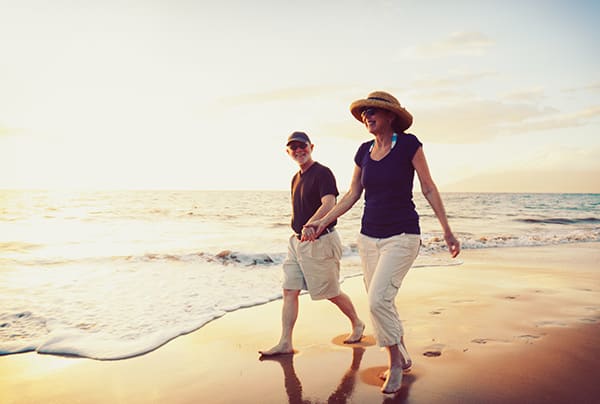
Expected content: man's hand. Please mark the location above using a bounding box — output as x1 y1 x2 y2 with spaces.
302 219 327 242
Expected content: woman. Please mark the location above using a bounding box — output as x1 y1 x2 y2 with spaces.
303 91 460 394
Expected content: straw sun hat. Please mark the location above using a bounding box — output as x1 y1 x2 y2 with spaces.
350 91 413 132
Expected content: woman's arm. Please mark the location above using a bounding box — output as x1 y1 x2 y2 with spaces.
412 147 460 257
301 165 364 241
308 194 336 223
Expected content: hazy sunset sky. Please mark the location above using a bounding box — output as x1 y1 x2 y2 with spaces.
1 0 599 192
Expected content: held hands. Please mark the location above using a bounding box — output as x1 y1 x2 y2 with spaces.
444 233 461 258
301 219 327 242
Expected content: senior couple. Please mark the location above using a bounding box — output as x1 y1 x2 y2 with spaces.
259 91 460 394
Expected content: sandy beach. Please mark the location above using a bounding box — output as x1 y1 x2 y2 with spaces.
1 242 599 403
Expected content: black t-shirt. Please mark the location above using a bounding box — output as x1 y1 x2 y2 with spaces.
290 162 339 234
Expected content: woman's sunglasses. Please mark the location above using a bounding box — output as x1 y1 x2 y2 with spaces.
361 107 380 119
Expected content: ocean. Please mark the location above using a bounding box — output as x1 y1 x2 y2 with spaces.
1 190 599 360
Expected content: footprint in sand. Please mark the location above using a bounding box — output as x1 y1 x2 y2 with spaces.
517 334 541 339
535 320 568 328
331 334 377 347
450 299 476 304
516 334 542 344
530 288 559 295
471 338 510 345
579 317 600 324
422 343 445 357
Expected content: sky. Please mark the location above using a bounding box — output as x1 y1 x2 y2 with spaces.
1 0 599 192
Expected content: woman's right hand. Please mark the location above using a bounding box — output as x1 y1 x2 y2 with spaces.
302 219 327 242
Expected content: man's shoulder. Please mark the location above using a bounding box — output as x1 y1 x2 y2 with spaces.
312 161 328 170
311 161 335 176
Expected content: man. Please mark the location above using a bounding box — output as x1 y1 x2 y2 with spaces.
259 131 365 356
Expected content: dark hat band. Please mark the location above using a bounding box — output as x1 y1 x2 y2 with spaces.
367 96 395 104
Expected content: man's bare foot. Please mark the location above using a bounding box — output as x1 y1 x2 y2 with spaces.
343 321 365 344
381 366 403 394
258 342 294 357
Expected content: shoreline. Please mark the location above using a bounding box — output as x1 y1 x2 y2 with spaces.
1 242 599 403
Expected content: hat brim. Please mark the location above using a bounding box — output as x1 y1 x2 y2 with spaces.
286 137 310 146
350 99 413 132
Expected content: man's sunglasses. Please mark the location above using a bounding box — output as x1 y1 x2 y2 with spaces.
288 143 308 151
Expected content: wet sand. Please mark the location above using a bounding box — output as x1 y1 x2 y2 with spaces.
1 243 599 403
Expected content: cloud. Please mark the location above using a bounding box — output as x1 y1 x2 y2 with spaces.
407 31 494 58
444 169 600 193
412 100 555 142
0 124 23 137
501 87 546 102
411 89 465 102
530 145 600 172
412 71 498 89
501 105 600 132
410 97 600 143
562 81 600 94
214 85 352 108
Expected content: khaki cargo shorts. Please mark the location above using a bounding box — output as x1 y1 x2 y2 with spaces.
282 230 342 300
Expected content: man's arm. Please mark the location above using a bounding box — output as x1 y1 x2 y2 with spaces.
302 165 364 240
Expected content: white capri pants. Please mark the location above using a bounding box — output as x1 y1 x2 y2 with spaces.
357 233 421 347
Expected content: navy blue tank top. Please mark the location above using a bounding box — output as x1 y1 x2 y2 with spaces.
354 133 422 238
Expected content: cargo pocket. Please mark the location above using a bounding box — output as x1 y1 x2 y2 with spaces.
383 280 400 302
298 238 329 261
331 233 342 261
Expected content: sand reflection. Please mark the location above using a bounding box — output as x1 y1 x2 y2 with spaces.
259 347 366 404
